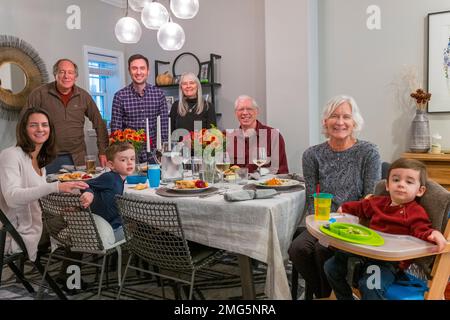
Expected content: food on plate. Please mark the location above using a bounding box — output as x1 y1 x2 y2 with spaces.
58 172 92 181
264 178 283 186
175 179 209 189
224 165 240 176
132 183 148 190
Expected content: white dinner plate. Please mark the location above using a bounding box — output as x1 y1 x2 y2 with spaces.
168 185 212 193
255 178 301 190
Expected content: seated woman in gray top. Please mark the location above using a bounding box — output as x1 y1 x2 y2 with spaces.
288 94 381 299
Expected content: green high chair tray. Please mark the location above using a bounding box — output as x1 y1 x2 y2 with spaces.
320 222 385 246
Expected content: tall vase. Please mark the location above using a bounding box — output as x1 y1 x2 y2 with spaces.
409 109 430 153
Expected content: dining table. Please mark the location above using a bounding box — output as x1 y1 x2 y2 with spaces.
124 178 306 300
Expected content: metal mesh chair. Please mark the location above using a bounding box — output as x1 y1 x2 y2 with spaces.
38 193 124 299
0 208 66 299
116 195 224 299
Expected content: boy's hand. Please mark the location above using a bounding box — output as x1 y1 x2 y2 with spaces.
364 193 374 200
337 206 344 215
80 192 94 208
427 230 447 253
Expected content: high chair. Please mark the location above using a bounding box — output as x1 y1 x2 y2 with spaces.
306 179 450 300
371 179 450 300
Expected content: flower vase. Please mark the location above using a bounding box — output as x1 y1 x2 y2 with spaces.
409 109 430 153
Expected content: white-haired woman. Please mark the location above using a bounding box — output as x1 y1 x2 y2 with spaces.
170 72 217 133
288 94 381 299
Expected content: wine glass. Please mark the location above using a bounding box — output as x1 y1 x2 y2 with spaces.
253 147 267 175
215 151 231 185
180 143 192 178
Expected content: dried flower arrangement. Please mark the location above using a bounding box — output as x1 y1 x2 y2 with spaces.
410 89 432 111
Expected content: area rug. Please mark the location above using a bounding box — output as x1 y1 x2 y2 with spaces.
0 252 304 300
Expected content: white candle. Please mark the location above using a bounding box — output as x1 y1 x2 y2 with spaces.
146 118 150 153
156 116 162 150
168 117 171 151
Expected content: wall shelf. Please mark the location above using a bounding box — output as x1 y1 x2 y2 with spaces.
154 53 222 113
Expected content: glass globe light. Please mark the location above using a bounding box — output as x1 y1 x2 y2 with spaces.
115 17 142 43
141 2 169 30
157 22 185 51
170 0 199 19
128 0 152 12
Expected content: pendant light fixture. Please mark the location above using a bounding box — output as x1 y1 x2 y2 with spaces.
170 0 199 19
157 20 185 51
115 1 142 43
128 0 152 12
116 0 196 51
141 2 169 30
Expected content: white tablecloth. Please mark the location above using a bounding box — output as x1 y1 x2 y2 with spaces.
125 183 306 299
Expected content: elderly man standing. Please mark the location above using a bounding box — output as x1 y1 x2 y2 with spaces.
25 59 108 173
111 54 168 163
227 95 289 174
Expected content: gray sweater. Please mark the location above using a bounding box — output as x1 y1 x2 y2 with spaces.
302 140 381 215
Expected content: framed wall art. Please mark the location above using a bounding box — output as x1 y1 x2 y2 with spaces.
428 10 450 112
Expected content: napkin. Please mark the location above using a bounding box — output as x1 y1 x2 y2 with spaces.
224 189 277 201
224 190 255 201
255 189 278 199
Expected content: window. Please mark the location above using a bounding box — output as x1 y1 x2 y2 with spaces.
83 46 125 128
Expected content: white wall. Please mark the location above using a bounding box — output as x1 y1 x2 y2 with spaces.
319 0 450 162
265 0 316 174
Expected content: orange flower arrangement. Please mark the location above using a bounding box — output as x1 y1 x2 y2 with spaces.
410 89 432 111
109 128 147 154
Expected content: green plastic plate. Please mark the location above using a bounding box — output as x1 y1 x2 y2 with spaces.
320 222 384 246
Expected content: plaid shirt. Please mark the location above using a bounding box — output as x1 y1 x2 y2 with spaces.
111 83 168 162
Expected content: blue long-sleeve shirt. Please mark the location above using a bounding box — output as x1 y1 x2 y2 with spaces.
85 171 125 229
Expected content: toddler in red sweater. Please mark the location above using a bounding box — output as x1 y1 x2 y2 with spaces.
324 158 447 299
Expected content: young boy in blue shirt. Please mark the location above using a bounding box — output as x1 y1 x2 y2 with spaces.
80 142 136 242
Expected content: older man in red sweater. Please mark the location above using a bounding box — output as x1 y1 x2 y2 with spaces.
226 95 288 174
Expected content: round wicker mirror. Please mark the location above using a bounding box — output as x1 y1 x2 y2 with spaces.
0 35 48 116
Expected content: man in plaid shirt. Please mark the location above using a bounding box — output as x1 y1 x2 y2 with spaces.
111 54 168 163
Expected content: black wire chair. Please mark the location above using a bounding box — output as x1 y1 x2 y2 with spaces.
38 193 125 299
0 208 66 299
115 195 224 299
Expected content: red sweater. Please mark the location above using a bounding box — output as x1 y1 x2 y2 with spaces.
227 120 289 174
341 196 434 242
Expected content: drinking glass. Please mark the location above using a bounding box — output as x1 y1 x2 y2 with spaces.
191 158 203 179
85 155 96 174
215 151 231 184
180 143 191 178
252 147 267 175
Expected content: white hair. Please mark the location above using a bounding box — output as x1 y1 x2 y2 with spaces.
234 95 259 110
321 94 364 138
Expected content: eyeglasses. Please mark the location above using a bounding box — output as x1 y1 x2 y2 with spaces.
57 70 76 76
236 107 257 113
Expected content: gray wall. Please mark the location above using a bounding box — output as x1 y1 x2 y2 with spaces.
319 0 450 162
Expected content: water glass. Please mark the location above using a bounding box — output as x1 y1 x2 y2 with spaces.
236 167 249 185
148 164 161 188
191 158 203 179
